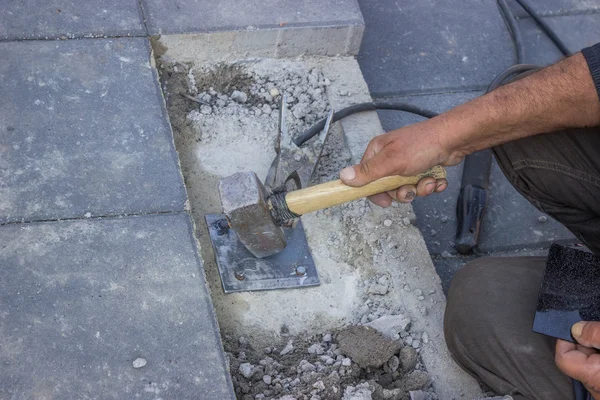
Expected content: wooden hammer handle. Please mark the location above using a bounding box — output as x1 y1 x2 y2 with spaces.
285 165 447 215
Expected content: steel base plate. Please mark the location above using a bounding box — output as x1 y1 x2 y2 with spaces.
205 214 320 293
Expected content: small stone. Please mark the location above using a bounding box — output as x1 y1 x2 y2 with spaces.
84 212 92 218
422 332 429 344
270 88 280 97
200 105 212 114
231 90 248 103
440 216 448 223
412 340 421 349
322 333 332 342
441 251 454 259
132 358 146 368
430 229 437 236
342 357 352 367
402 217 411 226
399 346 419 371
263 347 272 354
313 380 326 391
239 363 254 379
538 215 548 223
387 355 400 372
413 289 423 296
383 219 393 227
365 315 411 340
263 375 272 385
299 360 316 373
280 340 294 355
238 336 249 346
308 344 325 355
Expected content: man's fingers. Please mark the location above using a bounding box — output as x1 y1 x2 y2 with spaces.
555 339 590 381
368 193 393 208
555 339 600 393
572 322 600 349
416 178 437 196
391 185 417 203
435 179 448 193
340 148 397 187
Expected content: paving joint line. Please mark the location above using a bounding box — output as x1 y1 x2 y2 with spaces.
515 8 600 18
371 86 486 100
0 209 187 227
137 0 150 36
0 34 148 43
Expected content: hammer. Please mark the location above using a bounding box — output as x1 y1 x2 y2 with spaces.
219 165 446 258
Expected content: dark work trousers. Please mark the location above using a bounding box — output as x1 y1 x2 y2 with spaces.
444 125 600 400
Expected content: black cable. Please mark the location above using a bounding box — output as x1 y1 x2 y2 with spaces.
293 101 438 146
497 0 525 64
487 63 540 92
514 0 571 56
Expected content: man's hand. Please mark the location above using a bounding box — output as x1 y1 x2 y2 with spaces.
339 118 457 207
555 321 600 398
339 52 600 208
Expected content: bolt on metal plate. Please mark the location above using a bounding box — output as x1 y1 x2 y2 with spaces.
205 214 320 293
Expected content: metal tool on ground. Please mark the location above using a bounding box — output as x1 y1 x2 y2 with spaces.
206 96 446 293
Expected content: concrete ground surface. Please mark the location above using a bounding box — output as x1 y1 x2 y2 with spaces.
356 0 600 292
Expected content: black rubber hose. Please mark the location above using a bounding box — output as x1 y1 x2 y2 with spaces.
497 0 525 64
514 0 571 56
293 101 438 146
487 63 540 91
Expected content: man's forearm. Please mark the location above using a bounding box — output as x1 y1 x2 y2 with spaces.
435 51 600 158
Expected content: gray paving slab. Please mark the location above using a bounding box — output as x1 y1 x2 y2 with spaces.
517 14 600 65
0 213 234 399
508 0 600 18
377 91 575 256
142 0 364 35
0 38 187 224
0 0 144 40
356 0 515 96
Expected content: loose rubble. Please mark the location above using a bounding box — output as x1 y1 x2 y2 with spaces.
225 327 436 400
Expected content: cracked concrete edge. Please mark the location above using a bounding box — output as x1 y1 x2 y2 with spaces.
153 23 364 64
315 58 483 400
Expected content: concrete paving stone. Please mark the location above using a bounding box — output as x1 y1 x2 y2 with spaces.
356 0 515 96
0 38 187 223
0 213 234 399
517 14 600 65
0 0 144 40
508 0 600 18
478 161 576 253
142 0 364 35
377 91 575 256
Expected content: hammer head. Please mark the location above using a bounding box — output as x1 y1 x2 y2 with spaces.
219 171 286 258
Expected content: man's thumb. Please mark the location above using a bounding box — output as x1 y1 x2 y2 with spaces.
340 153 393 187
572 321 600 349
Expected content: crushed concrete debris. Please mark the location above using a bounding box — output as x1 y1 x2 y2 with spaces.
225 329 437 400
337 326 402 368
365 315 412 340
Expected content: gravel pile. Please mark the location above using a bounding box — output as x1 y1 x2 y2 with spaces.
182 62 331 144
224 323 436 400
